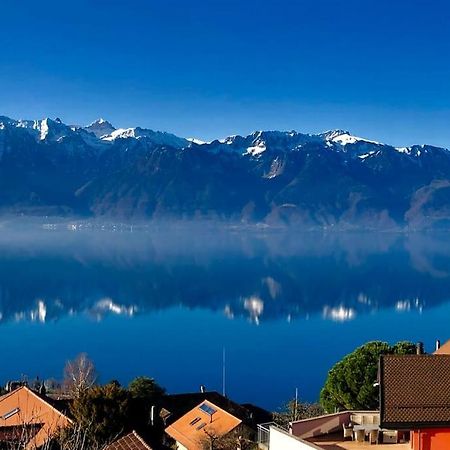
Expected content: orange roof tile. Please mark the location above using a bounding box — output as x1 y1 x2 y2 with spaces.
0 386 71 449
165 400 241 450
434 339 450 354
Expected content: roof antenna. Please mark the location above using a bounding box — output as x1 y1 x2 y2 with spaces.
222 347 226 397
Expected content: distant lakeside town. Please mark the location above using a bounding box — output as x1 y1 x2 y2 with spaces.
1 338 447 450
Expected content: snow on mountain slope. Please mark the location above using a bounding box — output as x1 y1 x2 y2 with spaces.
2 114 450 227
211 130 324 156
321 129 382 146
332 133 381 146
394 144 447 157
0 115 449 163
102 127 188 148
0 116 189 150
187 137 208 145
245 142 267 156
0 117 75 142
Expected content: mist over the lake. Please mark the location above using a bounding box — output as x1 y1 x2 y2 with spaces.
2 222 450 408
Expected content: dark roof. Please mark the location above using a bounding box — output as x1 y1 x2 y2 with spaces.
38 394 73 418
105 431 152 450
380 354 450 429
160 391 272 429
22 389 74 420
241 403 274 425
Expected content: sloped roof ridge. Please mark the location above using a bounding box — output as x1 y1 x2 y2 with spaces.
434 339 450 354
132 430 152 450
0 386 71 422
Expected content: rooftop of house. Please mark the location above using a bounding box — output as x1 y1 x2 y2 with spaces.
160 391 271 427
380 354 450 429
105 431 152 450
0 386 71 449
265 422 410 450
434 339 450 355
165 400 242 450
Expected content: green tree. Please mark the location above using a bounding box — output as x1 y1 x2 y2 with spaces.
320 340 416 412
69 382 131 446
128 376 165 400
391 341 417 355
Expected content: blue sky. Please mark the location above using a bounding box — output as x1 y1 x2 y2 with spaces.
1 0 450 146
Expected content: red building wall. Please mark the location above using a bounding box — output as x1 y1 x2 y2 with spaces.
411 429 450 450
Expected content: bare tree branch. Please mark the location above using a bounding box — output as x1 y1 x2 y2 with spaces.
63 354 97 397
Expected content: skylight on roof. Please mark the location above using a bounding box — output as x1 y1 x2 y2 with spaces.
199 403 217 416
2 408 20 420
189 417 201 426
196 422 206 430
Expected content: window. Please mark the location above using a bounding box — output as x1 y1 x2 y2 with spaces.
189 417 201 426
199 403 217 416
2 408 20 420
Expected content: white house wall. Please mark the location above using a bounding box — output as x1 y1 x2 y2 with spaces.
268 426 323 450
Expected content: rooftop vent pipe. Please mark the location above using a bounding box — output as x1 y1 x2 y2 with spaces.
416 342 424 355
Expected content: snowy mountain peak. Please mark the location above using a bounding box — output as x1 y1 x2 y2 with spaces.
1 114 449 163
31 118 69 141
85 118 116 139
320 129 351 140
322 130 382 147
101 127 189 149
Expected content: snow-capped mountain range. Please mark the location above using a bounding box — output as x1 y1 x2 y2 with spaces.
1 115 450 229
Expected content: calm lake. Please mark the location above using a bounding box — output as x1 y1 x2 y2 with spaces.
2 225 450 410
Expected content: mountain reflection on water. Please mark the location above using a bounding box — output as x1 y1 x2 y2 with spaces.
4 226 450 410
1 228 450 324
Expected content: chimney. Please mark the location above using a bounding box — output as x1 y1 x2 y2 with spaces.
416 342 424 355
436 339 441 351
150 405 155 426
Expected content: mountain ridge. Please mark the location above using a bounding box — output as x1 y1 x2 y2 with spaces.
1 115 450 229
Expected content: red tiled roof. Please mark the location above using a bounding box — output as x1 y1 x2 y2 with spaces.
105 431 152 450
380 354 450 428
